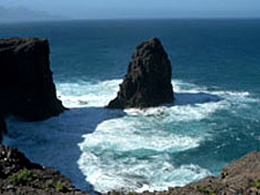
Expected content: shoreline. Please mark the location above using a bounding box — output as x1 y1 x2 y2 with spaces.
0 143 259 195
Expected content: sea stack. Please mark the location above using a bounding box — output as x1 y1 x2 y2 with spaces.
107 37 174 109
0 37 65 121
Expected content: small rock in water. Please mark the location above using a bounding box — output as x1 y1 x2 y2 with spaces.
78 100 88 105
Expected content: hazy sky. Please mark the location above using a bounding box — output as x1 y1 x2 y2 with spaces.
1 0 260 19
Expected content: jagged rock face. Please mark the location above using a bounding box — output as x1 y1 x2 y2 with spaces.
107 37 174 109
0 37 65 121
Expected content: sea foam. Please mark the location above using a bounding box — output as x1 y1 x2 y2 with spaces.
55 79 256 192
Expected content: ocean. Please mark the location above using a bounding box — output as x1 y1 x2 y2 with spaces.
1 19 260 193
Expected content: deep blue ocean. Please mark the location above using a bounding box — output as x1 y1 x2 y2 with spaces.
1 19 260 193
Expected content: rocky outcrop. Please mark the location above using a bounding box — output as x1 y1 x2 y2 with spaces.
0 37 66 121
0 145 86 195
0 114 6 143
107 38 174 109
107 151 260 195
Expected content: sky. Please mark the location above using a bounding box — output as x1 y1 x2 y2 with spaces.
1 0 260 20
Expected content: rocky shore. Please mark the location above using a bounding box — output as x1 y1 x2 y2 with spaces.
0 144 86 195
127 151 260 195
105 151 260 195
0 144 259 195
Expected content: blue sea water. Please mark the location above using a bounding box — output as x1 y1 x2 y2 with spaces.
1 19 260 193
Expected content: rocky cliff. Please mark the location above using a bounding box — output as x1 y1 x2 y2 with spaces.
0 37 65 121
107 38 174 109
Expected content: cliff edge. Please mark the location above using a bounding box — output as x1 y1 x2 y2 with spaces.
0 144 86 195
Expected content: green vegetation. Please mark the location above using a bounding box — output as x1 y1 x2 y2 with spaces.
45 179 53 188
127 192 137 195
252 179 260 189
9 169 34 186
193 184 215 195
55 181 68 192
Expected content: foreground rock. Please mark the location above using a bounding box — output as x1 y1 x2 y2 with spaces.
0 37 66 121
107 38 174 109
107 151 260 195
0 145 87 195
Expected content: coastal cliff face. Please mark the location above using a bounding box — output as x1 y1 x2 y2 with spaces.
0 37 65 121
107 38 174 109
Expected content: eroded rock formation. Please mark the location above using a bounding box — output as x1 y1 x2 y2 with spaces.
107 37 174 109
0 37 65 121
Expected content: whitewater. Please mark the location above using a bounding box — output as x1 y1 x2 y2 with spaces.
55 79 259 193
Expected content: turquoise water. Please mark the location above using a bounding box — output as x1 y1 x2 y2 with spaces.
1 19 260 193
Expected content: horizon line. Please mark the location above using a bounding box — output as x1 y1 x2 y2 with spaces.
1 16 260 24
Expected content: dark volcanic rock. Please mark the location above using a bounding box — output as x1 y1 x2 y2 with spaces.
0 145 87 195
0 37 66 121
0 145 41 179
107 38 174 109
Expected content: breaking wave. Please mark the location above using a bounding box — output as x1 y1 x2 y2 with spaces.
55 79 258 192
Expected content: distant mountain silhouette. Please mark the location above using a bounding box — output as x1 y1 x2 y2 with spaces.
0 6 66 22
